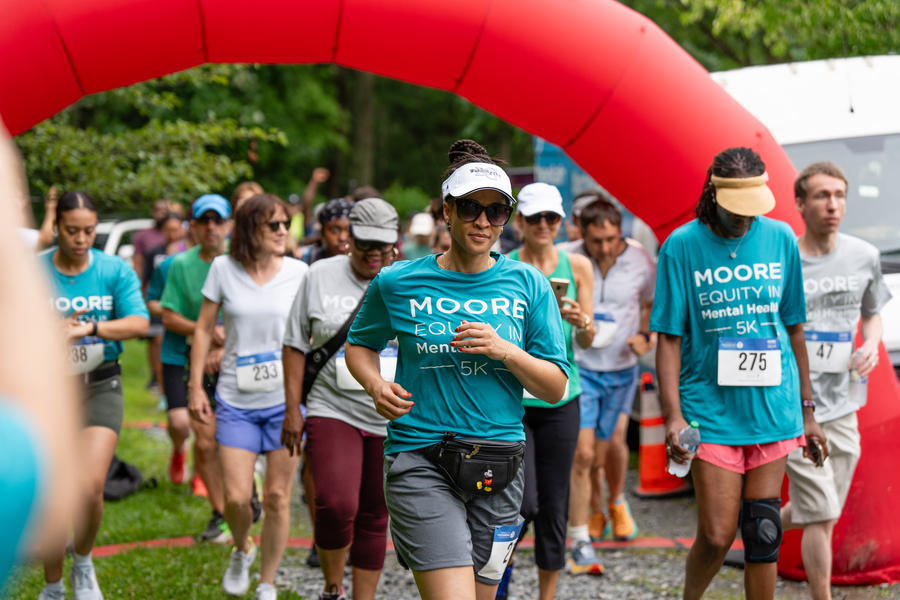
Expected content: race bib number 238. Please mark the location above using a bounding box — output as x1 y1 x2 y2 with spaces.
717 337 782 387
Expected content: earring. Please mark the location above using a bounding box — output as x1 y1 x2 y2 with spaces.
446 221 451 227
500 227 504 233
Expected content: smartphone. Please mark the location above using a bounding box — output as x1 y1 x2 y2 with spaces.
549 278 570 307
809 439 825 467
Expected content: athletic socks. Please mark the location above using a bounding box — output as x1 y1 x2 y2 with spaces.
44 579 64 593
568 524 590 543
73 551 92 565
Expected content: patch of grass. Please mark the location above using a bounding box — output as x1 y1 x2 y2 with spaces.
120 339 166 424
4 546 310 599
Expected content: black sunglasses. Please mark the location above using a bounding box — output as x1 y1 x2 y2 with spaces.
354 239 396 254
195 215 225 226
524 212 562 226
267 219 291 233
454 198 513 227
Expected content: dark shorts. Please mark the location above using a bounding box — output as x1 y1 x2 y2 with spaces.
84 371 124 435
162 363 217 411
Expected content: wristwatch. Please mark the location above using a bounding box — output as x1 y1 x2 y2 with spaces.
576 314 591 332
802 399 816 412
91 321 99 337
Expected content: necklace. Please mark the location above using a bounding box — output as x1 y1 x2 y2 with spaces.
721 220 754 259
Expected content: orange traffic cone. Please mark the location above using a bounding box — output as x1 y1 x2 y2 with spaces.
634 372 692 498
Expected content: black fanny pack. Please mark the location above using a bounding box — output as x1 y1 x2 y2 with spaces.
425 433 525 497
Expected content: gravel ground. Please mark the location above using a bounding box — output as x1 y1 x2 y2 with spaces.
275 462 900 599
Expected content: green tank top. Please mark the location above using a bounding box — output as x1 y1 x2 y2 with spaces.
508 248 581 407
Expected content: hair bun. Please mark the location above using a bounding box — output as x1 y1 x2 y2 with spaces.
448 139 489 165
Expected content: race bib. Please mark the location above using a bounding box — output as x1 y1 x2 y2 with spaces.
236 350 283 393
476 519 524 580
69 336 104 375
805 331 853 373
523 380 570 401
591 312 618 349
335 346 397 391
717 337 782 387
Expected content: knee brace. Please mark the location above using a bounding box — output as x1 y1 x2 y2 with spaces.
740 498 783 563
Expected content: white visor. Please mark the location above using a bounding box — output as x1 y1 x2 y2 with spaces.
441 162 515 203
516 182 566 218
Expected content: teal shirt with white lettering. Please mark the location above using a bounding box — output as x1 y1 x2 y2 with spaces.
348 253 571 455
649 218 806 445
44 249 149 362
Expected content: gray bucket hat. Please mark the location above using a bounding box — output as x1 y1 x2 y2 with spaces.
350 198 399 244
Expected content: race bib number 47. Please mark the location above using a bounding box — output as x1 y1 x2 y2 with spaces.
717 337 782 387
236 350 283 393
805 331 853 373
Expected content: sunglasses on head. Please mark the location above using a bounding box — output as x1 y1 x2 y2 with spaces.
354 238 396 254
267 219 291 233
454 198 513 227
195 214 225 226
524 212 562 226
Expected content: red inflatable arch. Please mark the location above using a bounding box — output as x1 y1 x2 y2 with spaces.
1 0 898 586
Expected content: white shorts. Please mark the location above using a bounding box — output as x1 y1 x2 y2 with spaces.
786 411 861 524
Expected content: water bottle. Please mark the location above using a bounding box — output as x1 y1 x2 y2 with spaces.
667 421 700 478
849 349 868 408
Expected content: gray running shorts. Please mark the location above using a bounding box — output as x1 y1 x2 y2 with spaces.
84 373 124 435
384 448 524 585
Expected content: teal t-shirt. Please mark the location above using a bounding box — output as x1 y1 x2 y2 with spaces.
649 217 807 445
508 248 582 407
147 253 184 366
0 405 42 584
348 253 570 455
44 249 149 362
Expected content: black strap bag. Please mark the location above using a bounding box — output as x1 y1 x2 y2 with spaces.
425 433 526 497
103 455 156 501
300 295 366 404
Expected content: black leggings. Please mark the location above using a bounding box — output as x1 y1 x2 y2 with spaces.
519 396 581 571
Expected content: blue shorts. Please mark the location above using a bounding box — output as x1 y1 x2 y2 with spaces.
215 395 287 454
578 365 639 441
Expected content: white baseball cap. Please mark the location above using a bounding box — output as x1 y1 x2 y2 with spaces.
441 162 514 203
408 212 435 236
515 182 566 218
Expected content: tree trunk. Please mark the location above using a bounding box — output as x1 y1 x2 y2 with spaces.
351 70 375 187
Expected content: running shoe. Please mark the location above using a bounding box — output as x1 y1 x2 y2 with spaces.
198 511 232 544
38 586 65 600
495 563 514 599
306 544 320 568
566 540 604 576
70 560 104 600
222 538 257 596
608 499 639 541
318 585 346 600
255 584 278 600
588 510 611 541
191 473 208 498
169 444 187 485
251 480 263 523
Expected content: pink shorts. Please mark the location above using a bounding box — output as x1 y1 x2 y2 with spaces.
696 435 806 474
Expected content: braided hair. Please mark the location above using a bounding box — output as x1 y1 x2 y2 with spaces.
443 139 498 179
694 147 766 226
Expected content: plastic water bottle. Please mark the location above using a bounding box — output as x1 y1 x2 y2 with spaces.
667 421 700 478
849 350 868 408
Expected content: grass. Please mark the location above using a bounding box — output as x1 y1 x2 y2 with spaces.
2 340 313 599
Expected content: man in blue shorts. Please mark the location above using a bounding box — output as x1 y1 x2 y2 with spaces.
565 194 656 573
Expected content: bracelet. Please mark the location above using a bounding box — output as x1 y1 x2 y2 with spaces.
802 399 816 412
639 331 650 343
502 341 513 363
91 321 98 336
576 314 591 333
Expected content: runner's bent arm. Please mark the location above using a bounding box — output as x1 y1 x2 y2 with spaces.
162 307 196 337
346 343 413 421
188 298 219 423
95 315 149 341
567 253 595 349
657 332 690 464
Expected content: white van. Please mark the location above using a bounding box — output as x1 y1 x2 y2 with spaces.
712 55 900 365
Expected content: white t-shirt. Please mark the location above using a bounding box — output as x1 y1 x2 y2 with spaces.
201 255 308 410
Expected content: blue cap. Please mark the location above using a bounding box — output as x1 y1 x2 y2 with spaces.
192 194 231 219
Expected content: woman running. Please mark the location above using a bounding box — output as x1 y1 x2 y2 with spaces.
651 147 828 600
39 192 150 600
282 198 399 600
189 194 308 600
345 140 570 600
503 182 595 600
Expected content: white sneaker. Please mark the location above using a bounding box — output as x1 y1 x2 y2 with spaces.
222 539 257 596
70 561 104 600
38 585 66 600
255 584 278 600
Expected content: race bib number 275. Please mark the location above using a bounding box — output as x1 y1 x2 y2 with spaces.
717 337 782 387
